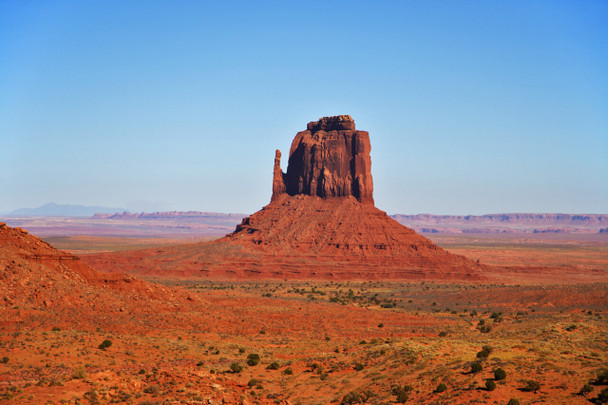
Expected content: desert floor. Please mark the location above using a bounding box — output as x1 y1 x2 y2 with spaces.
1 233 607 404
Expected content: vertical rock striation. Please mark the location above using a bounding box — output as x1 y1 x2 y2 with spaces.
272 115 374 204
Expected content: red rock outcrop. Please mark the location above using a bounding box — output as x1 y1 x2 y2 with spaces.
272 115 374 204
85 116 486 281
0 222 193 309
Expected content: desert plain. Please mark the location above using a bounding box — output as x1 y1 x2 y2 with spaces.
1 224 607 405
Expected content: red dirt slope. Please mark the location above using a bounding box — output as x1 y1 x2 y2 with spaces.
83 195 486 281
0 222 193 311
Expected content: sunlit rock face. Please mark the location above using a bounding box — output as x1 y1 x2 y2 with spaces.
272 115 374 205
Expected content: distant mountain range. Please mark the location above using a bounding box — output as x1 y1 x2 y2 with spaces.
8 202 127 217
3 204 607 235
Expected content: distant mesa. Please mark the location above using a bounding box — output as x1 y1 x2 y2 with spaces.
391 213 608 234
93 211 245 220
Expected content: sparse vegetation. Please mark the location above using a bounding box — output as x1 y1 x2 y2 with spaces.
494 367 507 380
521 380 541 393
229 362 243 373
392 384 412 403
435 383 447 393
1 274 605 404
476 345 493 359
246 353 260 366
341 389 375 404
471 361 483 373
266 361 280 370
98 339 112 350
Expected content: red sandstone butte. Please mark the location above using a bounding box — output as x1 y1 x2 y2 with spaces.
84 116 486 281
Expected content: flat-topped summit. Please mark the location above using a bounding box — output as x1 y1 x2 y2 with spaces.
272 115 374 204
306 114 356 132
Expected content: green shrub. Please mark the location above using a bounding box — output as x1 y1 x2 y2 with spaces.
494 367 507 380
283 367 293 375
353 362 364 371
521 380 540 393
477 345 493 359
1 357 8 364
486 379 496 391
98 340 112 350
247 378 260 388
395 390 408 403
341 389 374 404
471 361 483 373
479 325 492 333
435 383 447 393
392 384 412 403
229 362 243 373
266 362 280 370
247 353 260 366
52 327 60 332
507 399 520 405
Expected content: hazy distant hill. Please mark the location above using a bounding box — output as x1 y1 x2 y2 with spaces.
9 202 127 217
391 213 608 234
3 208 607 236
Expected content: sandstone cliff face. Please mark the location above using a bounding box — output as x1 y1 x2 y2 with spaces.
272 115 374 204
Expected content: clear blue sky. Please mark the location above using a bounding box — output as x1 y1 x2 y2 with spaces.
1 0 606 215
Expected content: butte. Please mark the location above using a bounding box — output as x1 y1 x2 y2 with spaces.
85 116 486 280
